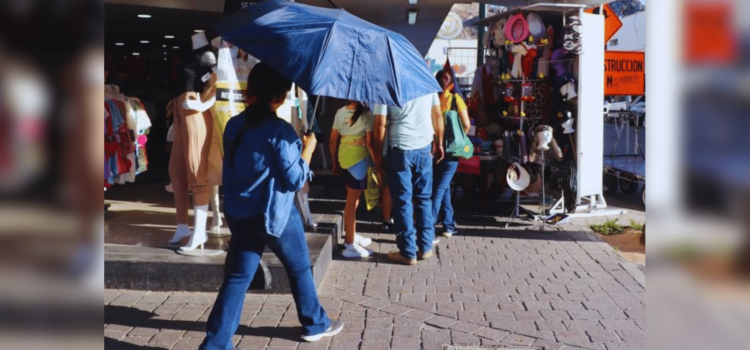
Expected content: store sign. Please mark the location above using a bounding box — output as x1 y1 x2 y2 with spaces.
585 4 622 43
224 0 269 15
604 51 645 96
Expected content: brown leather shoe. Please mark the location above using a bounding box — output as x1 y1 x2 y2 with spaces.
387 250 417 265
417 250 433 260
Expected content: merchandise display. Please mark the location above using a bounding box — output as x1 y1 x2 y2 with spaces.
105 85 152 188
458 5 604 217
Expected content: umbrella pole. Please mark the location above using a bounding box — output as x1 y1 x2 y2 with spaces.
308 95 320 135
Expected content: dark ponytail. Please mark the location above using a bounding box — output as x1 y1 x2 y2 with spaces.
229 62 293 169
348 101 368 126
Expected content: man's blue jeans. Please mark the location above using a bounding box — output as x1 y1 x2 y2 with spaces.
200 208 330 350
388 144 435 259
432 157 459 233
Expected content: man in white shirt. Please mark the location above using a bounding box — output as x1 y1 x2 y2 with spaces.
372 93 444 265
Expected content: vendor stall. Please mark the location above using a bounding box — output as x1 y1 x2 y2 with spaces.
464 3 621 218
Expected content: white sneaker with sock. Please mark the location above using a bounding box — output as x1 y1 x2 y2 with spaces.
342 243 373 258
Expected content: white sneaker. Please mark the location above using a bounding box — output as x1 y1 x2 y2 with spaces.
342 243 373 258
354 234 372 247
443 230 458 238
433 237 440 245
301 319 344 342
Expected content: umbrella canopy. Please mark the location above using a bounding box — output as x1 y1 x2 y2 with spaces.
216 0 441 108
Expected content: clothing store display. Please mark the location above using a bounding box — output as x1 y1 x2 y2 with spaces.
181 204 209 251
104 85 151 188
169 223 192 244
209 185 224 234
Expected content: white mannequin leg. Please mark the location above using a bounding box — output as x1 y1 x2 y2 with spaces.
209 185 222 231
180 205 208 251
169 223 192 244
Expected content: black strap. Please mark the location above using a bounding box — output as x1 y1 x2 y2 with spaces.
450 94 457 112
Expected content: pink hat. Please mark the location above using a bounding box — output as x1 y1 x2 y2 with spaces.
505 13 529 44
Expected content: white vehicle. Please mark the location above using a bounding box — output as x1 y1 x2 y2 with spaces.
604 95 645 126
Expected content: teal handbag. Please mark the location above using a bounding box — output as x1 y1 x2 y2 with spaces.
444 95 474 159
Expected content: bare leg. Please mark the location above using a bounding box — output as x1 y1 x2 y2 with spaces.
344 188 362 245
381 185 392 222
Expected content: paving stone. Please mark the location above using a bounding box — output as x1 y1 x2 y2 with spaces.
421 328 451 350
236 335 271 349
104 330 128 341
457 310 487 325
119 336 151 346
126 327 158 338
390 336 422 350
564 319 606 331
424 315 458 329
600 319 641 333
616 329 645 343
402 309 434 322
569 310 603 320
147 330 182 348
501 334 536 347
524 301 552 311
450 330 482 345
535 320 568 332
532 339 568 350
555 330 592 347
514 310 543 321
448 321 484 334
602 341 644 350
380 303 412 316
588 329 620 342
494 320 536 335
474 327 510 342
485 310 515 323
498 301 526 312
172 337 204 350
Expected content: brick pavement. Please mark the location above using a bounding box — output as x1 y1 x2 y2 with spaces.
105 219 645 350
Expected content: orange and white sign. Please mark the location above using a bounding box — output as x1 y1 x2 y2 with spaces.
585 4 623 44
604 51 645 96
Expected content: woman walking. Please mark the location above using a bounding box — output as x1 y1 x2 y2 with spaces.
433 69 472 238
199 63 342 349
329 101 376 258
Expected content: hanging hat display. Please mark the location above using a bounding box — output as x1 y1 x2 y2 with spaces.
505 14 529 44
492 18 508 48
507 162 531 191
563 16 583 55
526 13 546 39
562 118 575 134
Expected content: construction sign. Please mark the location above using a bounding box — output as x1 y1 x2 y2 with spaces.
585 4 623 43
604 51 645 96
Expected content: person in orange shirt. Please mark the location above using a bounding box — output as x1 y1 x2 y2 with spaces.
433 69 471 238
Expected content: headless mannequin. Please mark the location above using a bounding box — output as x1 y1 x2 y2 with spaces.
168 33 218 251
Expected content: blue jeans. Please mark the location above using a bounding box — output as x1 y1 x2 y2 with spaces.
387 144 435 259
432 157 458 233
200 208 330 350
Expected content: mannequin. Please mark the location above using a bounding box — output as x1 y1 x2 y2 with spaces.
168 32 218 251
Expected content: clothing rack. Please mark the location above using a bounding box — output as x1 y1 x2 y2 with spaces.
105 84 152 189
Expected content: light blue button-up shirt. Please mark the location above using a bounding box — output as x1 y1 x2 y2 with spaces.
222 112 312 237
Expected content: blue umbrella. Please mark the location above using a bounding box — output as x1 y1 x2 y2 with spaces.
216 0 441 109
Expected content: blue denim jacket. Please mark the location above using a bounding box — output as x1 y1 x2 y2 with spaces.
222 113 312 237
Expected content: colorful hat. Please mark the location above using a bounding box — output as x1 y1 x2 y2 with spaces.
492 18 507 47
526 13 546 39
504 14 529 44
